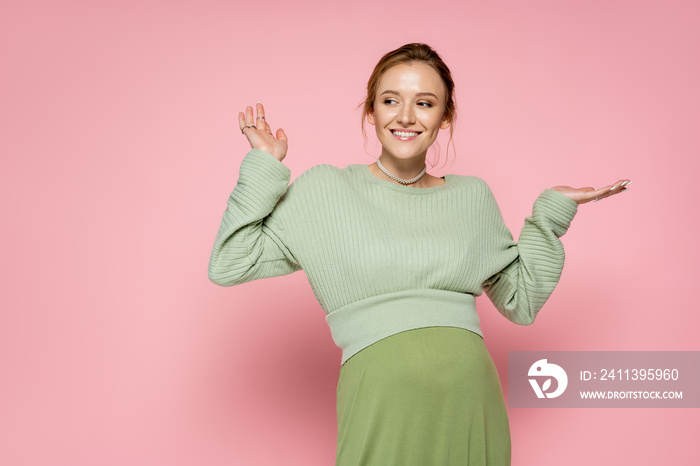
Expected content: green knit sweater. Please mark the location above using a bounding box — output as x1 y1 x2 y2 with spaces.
208 149 579 365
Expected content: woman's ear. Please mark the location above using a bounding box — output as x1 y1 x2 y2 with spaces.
367 108 375 126
440 116 451 130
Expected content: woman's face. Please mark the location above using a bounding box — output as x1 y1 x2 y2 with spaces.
367 62 450 163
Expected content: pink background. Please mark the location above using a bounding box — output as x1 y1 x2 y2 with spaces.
2 0 698 464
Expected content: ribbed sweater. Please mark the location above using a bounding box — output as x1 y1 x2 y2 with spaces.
208 149 579 365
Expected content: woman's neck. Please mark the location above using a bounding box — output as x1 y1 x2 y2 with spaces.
367 162 445 188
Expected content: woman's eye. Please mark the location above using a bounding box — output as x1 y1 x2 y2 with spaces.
384 99 397 105
418 102 433 108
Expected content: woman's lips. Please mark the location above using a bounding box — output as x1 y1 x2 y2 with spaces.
390 129 421 141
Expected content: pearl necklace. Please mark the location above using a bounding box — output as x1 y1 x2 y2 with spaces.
376 157 427 185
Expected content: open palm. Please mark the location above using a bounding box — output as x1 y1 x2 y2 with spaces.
550 179 631 204
238 102 288 162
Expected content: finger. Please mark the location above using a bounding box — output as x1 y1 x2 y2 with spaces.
277 128 287 142
616 179 632 191
239 111 256 136
583 186 613 203
255 102 266 130
588 186 613 201
596 180 628 201
607 179 632 193
593 186 625 202
265 121 274 136
609 185 632 197
606 180 623 193
245 105 255 127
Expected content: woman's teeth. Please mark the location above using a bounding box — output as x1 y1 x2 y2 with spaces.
392 130 420 137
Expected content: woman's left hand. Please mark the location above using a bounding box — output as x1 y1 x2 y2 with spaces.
550 179 631 205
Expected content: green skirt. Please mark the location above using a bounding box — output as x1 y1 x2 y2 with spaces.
335 326 511 466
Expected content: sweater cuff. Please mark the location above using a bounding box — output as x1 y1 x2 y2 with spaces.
532 189 579 237
234 149 292 211
243 148 291 180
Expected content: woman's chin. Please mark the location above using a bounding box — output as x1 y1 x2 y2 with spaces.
382 152 429 162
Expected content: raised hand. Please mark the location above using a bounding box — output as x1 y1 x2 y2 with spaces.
550 179 632 205
238 102 288 162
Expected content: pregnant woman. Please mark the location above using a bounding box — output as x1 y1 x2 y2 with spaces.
208 43 630 465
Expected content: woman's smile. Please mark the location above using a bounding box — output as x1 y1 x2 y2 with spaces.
390 129 422 141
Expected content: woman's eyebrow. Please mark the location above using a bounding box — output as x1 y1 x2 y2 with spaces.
379 90 439 99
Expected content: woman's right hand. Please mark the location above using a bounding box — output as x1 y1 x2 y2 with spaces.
238 102 288 162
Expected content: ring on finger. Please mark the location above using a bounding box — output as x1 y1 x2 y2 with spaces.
241 125 255 134
257 116 266 120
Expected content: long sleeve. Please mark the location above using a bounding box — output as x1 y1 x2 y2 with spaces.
207 149 302 287
481 188 579 325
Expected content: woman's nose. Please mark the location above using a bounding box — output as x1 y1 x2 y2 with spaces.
396 104 416 125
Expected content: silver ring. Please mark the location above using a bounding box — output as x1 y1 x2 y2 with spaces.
256 116 266 120
241 125 255 134
594 196 600 202
267 131 273 135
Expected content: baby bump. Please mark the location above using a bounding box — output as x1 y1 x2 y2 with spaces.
338 326 503 401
